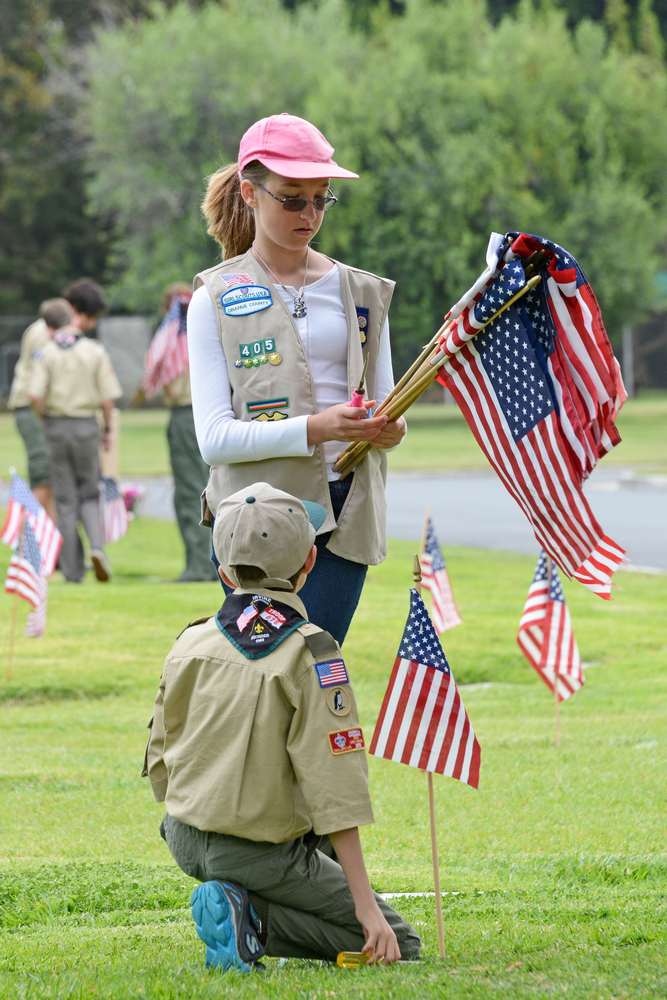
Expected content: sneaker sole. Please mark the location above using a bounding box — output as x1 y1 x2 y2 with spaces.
91 554 110 582
190 882 252 972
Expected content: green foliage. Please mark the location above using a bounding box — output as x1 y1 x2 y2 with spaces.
84 0 667 364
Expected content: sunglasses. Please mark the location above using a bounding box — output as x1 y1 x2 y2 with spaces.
256 182 338 213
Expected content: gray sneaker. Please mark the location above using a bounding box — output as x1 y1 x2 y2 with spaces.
90 550 112 583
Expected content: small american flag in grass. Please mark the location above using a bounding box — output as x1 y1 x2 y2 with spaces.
5 520 48 637
1 473 61 576
100 478 129 544
421 516 462 634
517 550 583 702
370 589 480 788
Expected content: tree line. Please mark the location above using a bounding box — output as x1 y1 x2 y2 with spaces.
2 0 667 366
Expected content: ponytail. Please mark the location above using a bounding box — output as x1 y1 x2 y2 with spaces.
202 160 270 260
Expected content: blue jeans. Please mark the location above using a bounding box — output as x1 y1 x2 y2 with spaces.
210 478 367 647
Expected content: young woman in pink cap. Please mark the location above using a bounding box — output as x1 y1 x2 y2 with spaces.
187 113 406 644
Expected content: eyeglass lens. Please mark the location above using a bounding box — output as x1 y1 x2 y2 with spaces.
282 196 336 213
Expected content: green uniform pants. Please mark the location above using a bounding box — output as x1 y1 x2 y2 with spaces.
161 814 421 962
13 406 50 489
44 416 103 583
166 406 217 582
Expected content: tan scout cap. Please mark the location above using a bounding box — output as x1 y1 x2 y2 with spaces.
213 482 326 591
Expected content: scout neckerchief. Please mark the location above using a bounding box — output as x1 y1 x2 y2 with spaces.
54 329 82 349
215 592 308 658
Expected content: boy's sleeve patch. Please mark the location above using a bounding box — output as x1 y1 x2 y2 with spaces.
314 659 349 687
328 728 365 755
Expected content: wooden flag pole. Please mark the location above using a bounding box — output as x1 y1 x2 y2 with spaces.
333 274 542 479
413 552 446 960
546 555 562 749
7 513 25 683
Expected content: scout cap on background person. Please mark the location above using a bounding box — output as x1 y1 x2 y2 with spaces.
213 482 326 591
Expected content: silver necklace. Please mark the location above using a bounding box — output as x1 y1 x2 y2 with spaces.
253 246 309 319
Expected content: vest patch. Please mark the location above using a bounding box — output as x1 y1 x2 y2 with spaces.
252 411 288 422
221 285 273 317
239 338 276 360
356 307 369 344
220 272 254 287
328 728 365 755
247 397 289 414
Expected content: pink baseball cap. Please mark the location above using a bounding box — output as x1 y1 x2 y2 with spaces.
238 113 359 180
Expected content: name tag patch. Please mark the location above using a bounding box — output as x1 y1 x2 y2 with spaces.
315 659 349 687
221 285 272 316
329 728 365 755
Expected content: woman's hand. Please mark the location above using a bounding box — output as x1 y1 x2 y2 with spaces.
307 400 388 446
370 415 407 450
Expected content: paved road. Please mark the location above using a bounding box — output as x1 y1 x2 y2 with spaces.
3 467 664 570
124 466 667 572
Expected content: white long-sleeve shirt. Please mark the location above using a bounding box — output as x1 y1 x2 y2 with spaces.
187 263 395 481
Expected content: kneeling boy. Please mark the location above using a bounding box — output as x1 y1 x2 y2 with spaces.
143 482 421 970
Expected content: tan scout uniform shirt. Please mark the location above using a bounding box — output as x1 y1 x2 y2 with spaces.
30 330 123 417
8 319 50 409
163 372 192 407
145 588 374 843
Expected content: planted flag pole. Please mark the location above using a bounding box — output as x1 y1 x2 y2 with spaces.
6 513 25 683
547 555 562 749
370 558 480 962
420 512 462 634
518 550 584 749
413 553 446 960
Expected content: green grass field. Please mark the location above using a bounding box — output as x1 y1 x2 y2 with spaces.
1 515 666 998
1 391 665 477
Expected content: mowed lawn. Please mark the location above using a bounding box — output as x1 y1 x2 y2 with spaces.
0 391 665 478
0 515 666 998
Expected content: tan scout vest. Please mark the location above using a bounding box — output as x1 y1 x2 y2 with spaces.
194 251 395 566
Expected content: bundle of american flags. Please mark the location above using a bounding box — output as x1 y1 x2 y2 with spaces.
421 515 462 634
139 292 191 398
1 474 61 638
370 588 480 788
435 232 626 599
517 550 583 702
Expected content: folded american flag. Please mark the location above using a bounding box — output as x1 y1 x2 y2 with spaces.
100 477 129 544
436 233 625 599
1 473 61 576
421 515 462 634
518 551 583 701
5 519 48 637
370 589 480 788
140 293 191 398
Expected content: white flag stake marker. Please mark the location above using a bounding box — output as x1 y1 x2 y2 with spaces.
546 554 562 750
6 511 25 683
413 551 446 960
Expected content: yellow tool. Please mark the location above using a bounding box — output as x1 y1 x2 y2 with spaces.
336 951 371 969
